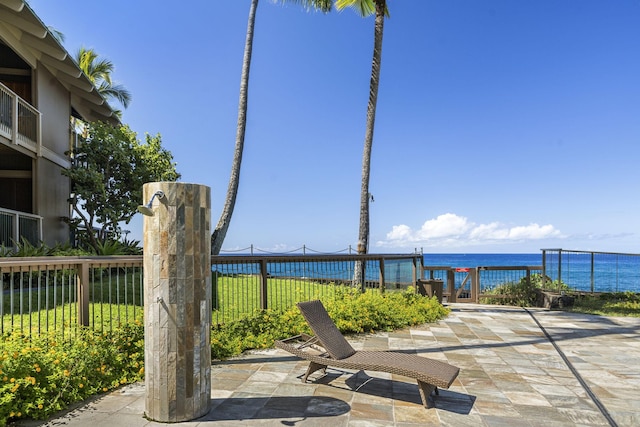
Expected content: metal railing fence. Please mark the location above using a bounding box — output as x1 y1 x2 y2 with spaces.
1 256 143 340
4 249 640 339
210 253 422 325
0 207 43 248
1 253 422 338
542 249 640 293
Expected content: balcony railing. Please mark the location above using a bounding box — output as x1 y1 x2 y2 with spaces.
0 207 42 248
0 81 41 152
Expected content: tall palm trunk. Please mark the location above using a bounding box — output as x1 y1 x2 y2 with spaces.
355 0 385 285
211 0 259 255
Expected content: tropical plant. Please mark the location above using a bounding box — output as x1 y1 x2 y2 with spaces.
63 121 180 252
480 274 570 307
74 47 131 115
211 0 332 255
335 0 389 284
0 324 145 426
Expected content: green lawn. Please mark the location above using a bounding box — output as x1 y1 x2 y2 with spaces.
2 274 355 334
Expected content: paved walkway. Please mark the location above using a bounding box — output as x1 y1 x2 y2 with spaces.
17 304 640 426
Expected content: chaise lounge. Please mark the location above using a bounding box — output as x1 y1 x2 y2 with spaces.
275 299 460 408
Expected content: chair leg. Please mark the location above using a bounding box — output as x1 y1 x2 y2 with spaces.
302 362 327 382
416 380 436 408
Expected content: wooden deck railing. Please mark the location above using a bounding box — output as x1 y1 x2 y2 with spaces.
0 81 41 151
4 250 640 339
1 253 423 337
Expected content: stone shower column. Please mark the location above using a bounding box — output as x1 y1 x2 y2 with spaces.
141 182 211 422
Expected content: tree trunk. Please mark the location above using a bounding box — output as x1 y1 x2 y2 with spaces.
211 0 259 255
355 0 385 285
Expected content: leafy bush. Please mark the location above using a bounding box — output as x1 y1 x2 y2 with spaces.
0 239 141 258
0 323 144 426
91 238 142 255
480 273 569 307
210 287 449 359
211 305 308 359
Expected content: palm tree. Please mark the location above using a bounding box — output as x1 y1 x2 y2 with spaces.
336 0 388 285
211 0 332 255
75 47 132 113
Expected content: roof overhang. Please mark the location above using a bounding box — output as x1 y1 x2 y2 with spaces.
0 0 119 125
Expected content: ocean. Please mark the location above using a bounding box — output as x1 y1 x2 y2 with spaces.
422 253 541 267
214 252 640 294
421 252 640 294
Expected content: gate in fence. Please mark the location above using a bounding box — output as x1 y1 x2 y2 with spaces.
422 265 542 303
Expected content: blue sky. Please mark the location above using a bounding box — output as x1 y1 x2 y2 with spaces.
27 0 640 254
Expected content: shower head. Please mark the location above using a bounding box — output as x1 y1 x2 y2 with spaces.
137 190 165 217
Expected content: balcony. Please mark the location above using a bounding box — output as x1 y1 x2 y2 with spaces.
0 206 42 248
0 81 41 154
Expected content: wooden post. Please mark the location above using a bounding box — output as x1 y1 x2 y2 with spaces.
260 259 268 310
76 262 89 327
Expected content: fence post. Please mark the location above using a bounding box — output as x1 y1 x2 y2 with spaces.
260 259 268 310
77 262 89 327
11 93 17 143
412 255 421 289
541 250 547 288
378 257 385 293
12 212 18 249
590 252 595 293
471 268 479 302
557 250 563 293
447 269 456 302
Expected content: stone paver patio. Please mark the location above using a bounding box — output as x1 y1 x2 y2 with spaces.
20 304 640 426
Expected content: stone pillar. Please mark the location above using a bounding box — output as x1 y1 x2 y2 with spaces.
142 182 211 422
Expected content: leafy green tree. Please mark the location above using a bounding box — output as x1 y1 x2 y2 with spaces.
336 0 389 284
75 47 132 114
63 122 180 251
211 0 332 255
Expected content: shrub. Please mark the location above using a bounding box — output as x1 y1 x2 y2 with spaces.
0 323 144 426
480 273 569 307
0 239 142 258
210 287 449 360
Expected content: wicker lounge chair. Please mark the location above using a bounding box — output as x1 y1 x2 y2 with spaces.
275 300 460 408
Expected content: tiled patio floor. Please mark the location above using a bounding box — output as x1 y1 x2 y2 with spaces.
19 304 640 426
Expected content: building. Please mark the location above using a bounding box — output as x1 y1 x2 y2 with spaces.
0 0 118 248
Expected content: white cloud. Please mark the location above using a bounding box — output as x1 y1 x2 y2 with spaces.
386 224 413 241
418 213 473 239
378 213 563 249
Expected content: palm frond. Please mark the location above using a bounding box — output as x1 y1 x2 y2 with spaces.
276 0 332 13
336 0 375 17
100 84 132 108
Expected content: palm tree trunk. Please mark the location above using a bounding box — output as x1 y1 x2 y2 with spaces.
355 0 385 285
211 0 259 255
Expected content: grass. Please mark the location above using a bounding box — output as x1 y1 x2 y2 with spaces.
212 274 344 323
2 273 407 336
2 269 144 335
568 292 640 317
